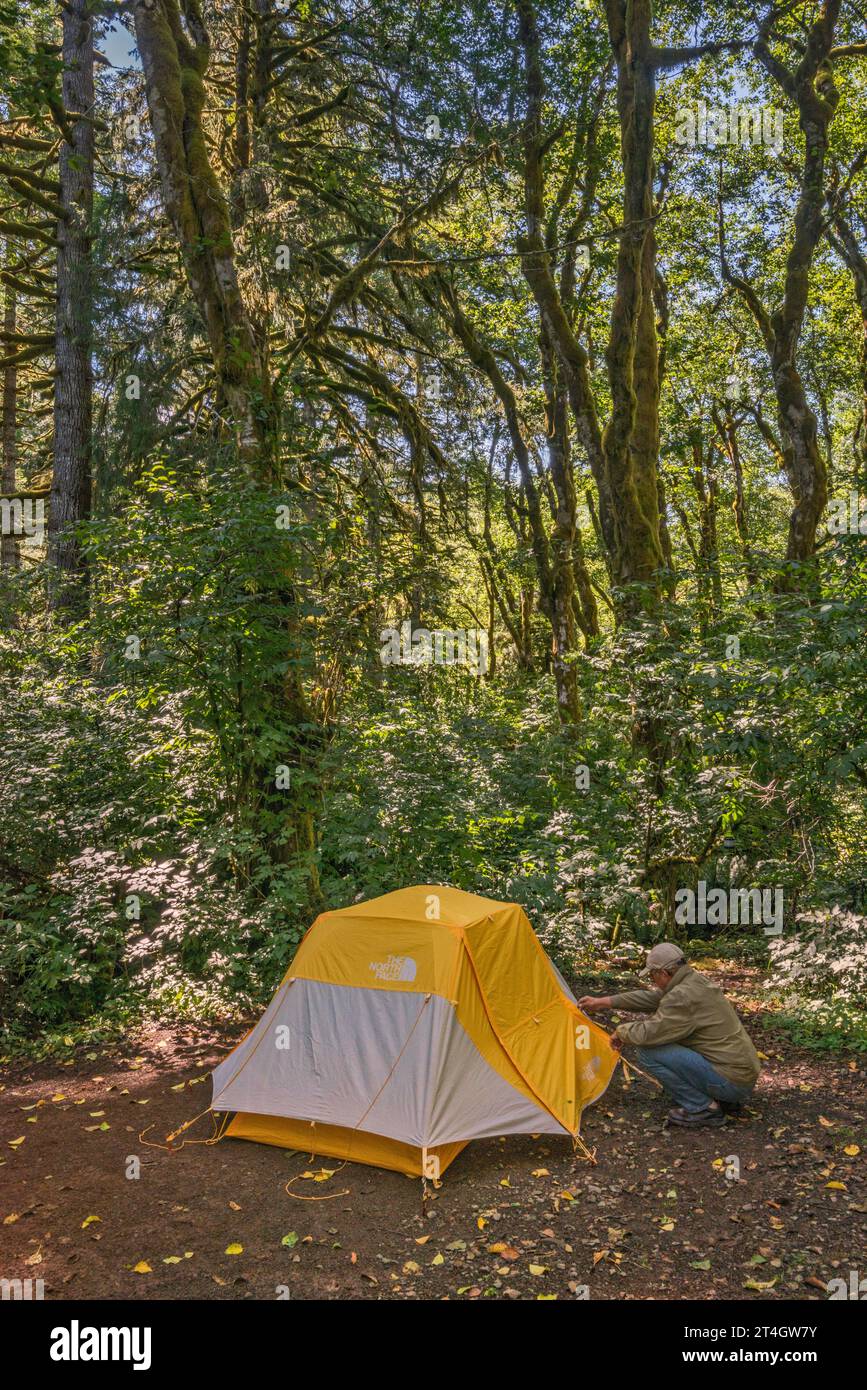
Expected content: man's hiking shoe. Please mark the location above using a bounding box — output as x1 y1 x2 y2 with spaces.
667 1104 726 1129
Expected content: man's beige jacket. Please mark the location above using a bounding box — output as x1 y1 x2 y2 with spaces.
609 964 761 1087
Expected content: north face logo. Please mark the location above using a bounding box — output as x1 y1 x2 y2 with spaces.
369 955 417 982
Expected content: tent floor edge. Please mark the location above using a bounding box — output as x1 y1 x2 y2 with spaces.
223 1111 467 1178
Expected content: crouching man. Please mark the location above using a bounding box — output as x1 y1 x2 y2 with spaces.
579 943 761 1128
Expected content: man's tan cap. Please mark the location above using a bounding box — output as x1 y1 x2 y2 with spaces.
641 942 686 977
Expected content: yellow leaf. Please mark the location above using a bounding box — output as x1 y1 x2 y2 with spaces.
81 1215 101 1229
660 1221 675 1232
477 1217 487 1230
163 1256 181 1264
532 1168 550 1177
537 1293 557 1300
593 1250 608 1266
528 1264 547 1276
3 1213 20 1225
229 1201 241 1211
8 1137 25 1148
24 1249 42 1266
403 1260 420 1274
488 1242 507 1254
826 1181 847 1190
133 1261 152 1274
225 1243 243 1255
414 1235 431 1245
51 1094 65 1102
184 1252 194 1259
844 1144 860 1157
170 1083 185 1092
89 1111 105 1118
499 1176 511 1187
818 1115 834 1127
431 1253 444 1266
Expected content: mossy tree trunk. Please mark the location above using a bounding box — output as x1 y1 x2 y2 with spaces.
48 0 94 614
134 0 320 897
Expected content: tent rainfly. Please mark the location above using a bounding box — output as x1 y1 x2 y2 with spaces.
211 885 618 1179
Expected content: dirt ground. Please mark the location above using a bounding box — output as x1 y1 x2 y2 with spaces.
1 963 865 1301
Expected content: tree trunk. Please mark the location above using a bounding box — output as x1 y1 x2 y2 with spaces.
1 254 19 571
134 0 320 896
48 0 94 614
723 1 842 582
133 0 273 464
601 0 665 606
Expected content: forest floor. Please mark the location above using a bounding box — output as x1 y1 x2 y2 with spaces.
1 962 865 1302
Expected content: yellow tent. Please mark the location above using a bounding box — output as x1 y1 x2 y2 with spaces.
211 885 618 1178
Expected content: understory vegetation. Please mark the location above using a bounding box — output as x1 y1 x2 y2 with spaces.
1 0 866 1056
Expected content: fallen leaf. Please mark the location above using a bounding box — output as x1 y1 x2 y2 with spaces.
133 1261 152 1274
225 1243 243 1255
81 1215 101 1229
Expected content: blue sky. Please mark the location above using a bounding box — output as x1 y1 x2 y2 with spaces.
102 18 140 70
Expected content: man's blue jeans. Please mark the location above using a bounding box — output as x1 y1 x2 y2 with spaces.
636 1043 754 1113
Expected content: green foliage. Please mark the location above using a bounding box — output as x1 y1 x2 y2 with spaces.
764 909 867 1052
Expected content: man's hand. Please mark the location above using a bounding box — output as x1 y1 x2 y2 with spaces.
578 995 612 1013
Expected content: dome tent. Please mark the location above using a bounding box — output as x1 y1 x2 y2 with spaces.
210 885 618 1179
